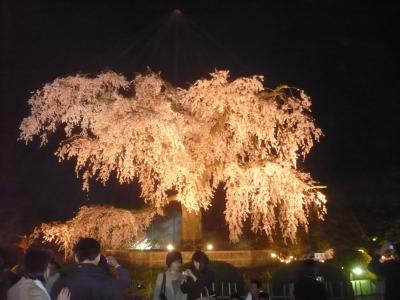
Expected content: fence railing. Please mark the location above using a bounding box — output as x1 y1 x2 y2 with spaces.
213 280 385 300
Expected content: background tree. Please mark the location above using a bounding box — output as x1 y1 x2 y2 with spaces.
31 205 155 258
20 70 326 243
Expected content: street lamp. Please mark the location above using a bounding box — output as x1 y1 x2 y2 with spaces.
350 266 364 280
352 267 364 276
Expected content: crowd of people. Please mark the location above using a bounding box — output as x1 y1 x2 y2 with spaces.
1 237 399 300
1 238 131 300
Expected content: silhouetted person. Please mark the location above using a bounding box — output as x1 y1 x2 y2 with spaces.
7 249 70 300
245 280 262 300
294 259 328 300
50 238 123 300
181 251 214 300
368 241 400 300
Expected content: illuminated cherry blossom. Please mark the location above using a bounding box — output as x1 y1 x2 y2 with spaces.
32 205 155 257
20 70 326 242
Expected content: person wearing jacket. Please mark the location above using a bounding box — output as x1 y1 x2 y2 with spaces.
98 255 131 290
7 249 70 300
50 238 123 300
153 251 187 300
181 251 214 300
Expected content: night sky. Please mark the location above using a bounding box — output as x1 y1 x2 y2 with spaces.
1 0 400 245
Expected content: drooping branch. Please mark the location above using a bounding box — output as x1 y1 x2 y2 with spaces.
21 69 326 242
31 205 156 257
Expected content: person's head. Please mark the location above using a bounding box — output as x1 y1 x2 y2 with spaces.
258 292 270 300
74 238 101 265
249 280 261 295
302 259 318 278
192 250 209 272
48 259 61 276
23 249 51 280
166 251 182 272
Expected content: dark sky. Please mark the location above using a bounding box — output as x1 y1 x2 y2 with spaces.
1 0 400 238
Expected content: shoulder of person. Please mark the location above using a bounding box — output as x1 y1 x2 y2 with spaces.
6 277 21 295
26 280 49 299
20 277 37 289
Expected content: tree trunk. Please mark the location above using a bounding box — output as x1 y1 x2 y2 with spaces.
181 207 203 250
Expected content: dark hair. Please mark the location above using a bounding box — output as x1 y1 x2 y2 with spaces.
259 292 270 300
74 238 101 262
49 259 61 270
23 249 51 277
166 251 182 267
250 279 261 288
192 250 209 270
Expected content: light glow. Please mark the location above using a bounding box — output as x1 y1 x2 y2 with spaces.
352 267 364 276
130 238 153 250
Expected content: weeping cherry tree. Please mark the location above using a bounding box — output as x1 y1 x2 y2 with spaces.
20 70 326 243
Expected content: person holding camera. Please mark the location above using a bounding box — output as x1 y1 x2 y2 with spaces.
98 255 131 290
180 251 214 300
50 238 123 300
153 251 187 300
